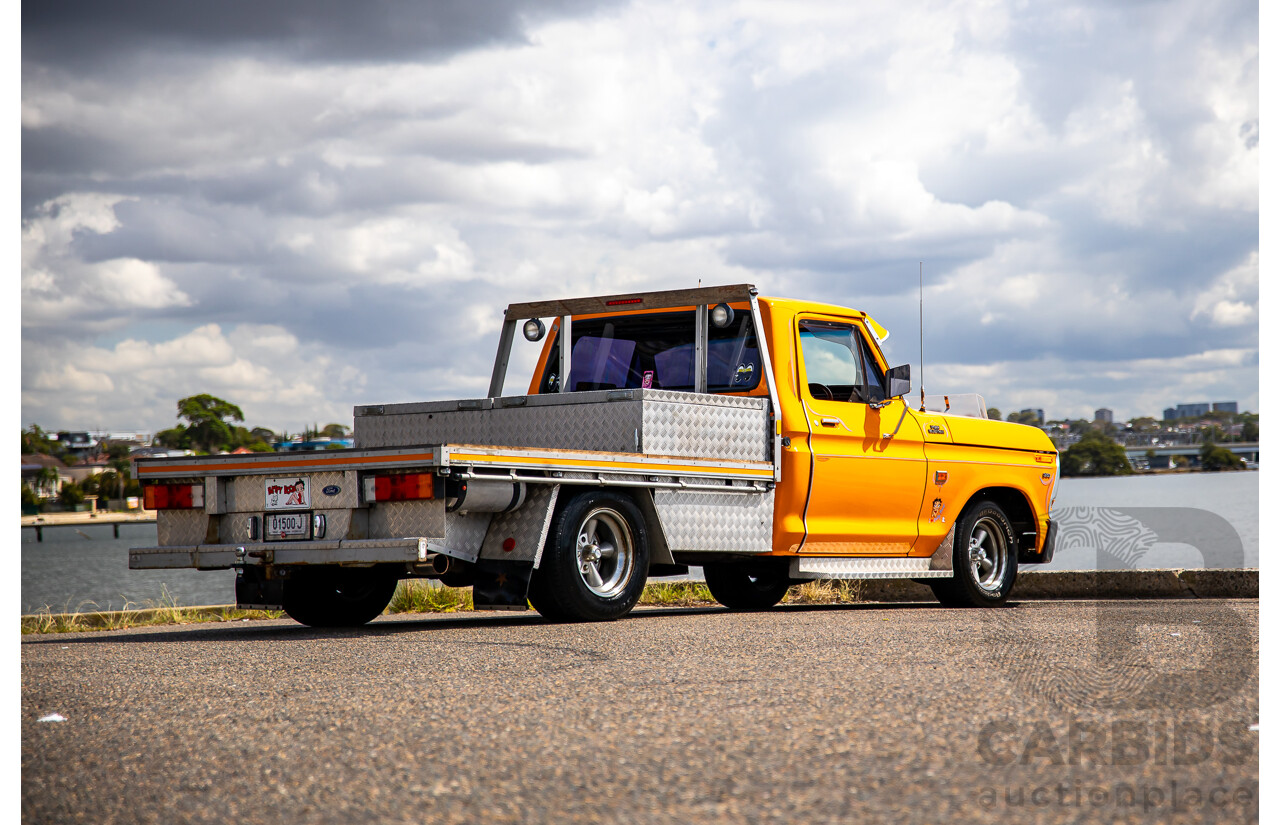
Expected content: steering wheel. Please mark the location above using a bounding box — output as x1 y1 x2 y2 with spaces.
808 383 834 401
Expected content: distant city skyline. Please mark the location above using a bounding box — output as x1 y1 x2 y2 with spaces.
986 399 1245 425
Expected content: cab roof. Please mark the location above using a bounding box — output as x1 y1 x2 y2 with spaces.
503 283 867 321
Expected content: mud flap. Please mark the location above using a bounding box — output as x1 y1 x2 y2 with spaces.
1019 518 1058 564
235 567 284 610
472 559 534 610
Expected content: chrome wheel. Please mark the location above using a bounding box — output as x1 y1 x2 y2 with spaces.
574 507 635 598
531 492 650 622
967 515 1010 593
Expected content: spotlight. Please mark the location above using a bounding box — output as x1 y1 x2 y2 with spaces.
709 303 735 328
523 318 546 342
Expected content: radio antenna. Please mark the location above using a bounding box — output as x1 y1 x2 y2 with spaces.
918 261 925 412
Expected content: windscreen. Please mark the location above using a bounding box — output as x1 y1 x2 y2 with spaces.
538 310 762 393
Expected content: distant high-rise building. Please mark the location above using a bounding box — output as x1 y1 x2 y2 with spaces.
1176 403 1211 419
1164 403 1212 421
1212 401 1238 414
1019 408 1045 425
1094 408 1113 424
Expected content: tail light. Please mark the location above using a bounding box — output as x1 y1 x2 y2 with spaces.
364 473 436 502
144 483 205 510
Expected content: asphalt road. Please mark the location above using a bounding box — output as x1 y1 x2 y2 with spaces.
22 599 1258 824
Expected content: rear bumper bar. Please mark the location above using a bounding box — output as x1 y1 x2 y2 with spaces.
129 537 430 570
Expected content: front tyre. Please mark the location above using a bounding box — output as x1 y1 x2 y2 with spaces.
703 559 792 610
282 566 398 627
530 491 649 622
929 500 1018 607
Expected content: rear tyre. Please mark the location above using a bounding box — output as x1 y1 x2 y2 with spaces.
530 491 649 622
928 500 1018 607
282 566 398 627
526 571 570 621
703 559 792 610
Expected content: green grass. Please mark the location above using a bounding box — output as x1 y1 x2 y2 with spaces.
22 578 868 634
386 580 474 613
637 580 716 606
21 587 284 635
784 579 864 604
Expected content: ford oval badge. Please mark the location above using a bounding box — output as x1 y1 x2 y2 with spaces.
322 485 341 496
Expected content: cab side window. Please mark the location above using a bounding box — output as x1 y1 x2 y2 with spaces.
798 320 886 403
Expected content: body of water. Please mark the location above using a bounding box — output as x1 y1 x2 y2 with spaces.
1044 470 1258 570
20 471 1258 613
21 522 234 614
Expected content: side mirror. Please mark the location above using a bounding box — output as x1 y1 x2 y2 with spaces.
887 364 911 399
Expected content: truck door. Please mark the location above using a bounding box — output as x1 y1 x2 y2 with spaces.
794 316 928 555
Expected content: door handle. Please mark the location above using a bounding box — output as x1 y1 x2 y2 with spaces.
819 417 840 426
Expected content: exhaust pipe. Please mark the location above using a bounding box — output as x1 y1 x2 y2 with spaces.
432 553 475 588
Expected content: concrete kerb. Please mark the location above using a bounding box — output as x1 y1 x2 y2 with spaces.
22 569 1258 624
858 568 1259 602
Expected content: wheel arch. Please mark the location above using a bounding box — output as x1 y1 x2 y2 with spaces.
551 486 675 568
963 485 1037 559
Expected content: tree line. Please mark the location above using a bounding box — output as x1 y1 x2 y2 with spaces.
22 394 351 512
152 394 350 453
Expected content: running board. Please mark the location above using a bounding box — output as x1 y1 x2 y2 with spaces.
789 556 953 580
790 526 957 580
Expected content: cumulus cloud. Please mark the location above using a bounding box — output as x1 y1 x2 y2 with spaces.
1191 251 1258 328
22 193 193 331
20 0 1257 430
23 324 366 434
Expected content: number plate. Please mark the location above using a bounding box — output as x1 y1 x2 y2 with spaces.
264 512 312 541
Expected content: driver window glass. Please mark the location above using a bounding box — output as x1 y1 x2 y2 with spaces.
799 320 888 403
798 321 863 399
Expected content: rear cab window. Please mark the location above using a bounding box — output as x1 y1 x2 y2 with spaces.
536 309 763 394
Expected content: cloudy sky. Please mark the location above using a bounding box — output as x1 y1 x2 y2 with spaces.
20 0 1259 436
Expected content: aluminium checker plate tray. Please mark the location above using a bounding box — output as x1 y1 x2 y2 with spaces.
353 389 771 463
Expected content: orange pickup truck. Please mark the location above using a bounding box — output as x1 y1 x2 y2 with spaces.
132 284 1059 625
